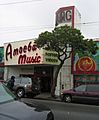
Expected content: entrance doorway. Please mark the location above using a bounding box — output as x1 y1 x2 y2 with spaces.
20 74 52 93
20 66 53 94
40 76 51 93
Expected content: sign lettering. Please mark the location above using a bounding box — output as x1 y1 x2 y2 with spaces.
5 41 41 65
56 9 72 26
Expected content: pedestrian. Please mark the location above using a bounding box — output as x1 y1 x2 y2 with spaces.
7 76 15 91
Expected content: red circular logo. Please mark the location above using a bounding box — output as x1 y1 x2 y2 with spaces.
76 56 96 71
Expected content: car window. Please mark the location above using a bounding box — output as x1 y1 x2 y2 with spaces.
75 85 86 92
15 78 21 83
21 77 31 84
87 85 99 92
0 83 16 103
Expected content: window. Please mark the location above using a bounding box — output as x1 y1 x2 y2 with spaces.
75 85 86 92
15 78 21 84
0 83 16 103
87 85 99 92
21 77 31 84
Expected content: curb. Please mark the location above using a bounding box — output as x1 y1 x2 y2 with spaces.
33 97 61 102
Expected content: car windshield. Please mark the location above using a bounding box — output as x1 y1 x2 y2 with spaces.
0 83 17 104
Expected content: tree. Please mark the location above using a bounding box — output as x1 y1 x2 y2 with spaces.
35 25 98 97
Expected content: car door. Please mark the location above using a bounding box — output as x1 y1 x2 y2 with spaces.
73 85 87 102
85 85 99 102
13 77 21 90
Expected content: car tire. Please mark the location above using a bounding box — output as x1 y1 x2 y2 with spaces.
16 88 25 98
64 95 72 103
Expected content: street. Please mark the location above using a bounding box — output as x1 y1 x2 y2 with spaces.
22 98 99 120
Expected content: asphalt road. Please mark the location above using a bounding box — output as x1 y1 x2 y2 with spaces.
22 98 99 120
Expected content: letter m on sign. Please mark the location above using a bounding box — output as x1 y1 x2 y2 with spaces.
18 55 26 64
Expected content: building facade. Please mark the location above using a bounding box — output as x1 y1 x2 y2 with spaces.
4 39 60 94
3 6 98 97
0 47 4 80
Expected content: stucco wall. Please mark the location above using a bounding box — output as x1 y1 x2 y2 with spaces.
55 57 73 96
4 66 34 80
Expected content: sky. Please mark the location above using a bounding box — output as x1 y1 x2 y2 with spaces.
0 0 99 46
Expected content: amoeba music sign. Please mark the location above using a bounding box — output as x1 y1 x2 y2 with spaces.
4 39 59 66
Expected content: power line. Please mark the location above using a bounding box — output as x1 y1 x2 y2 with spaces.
80 21 99 25
1 21 99 31
1 21 99 34
0 0 43 6
0 25 54 34
0 25 54 30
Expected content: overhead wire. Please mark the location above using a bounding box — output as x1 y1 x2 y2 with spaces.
78 21 99 25
0 25 54 34
0 0 43 5
1 21 99 34
0 21 99 35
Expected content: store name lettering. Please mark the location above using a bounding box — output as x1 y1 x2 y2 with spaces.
5 42 41 64
56 9 72 25
18 53 41 64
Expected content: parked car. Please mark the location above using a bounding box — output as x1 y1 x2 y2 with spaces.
0 80 5 83
6 77 40 98
61 84 99 103
0 82 54 120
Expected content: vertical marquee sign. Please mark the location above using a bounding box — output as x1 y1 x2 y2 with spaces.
55 6 74 28
55 6 81 30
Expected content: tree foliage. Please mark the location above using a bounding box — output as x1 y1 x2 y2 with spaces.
35 25 98 97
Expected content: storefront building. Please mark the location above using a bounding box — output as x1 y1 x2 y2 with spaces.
0 47 4 80
3 5 81 96
1 5 99 96
4 39 60 93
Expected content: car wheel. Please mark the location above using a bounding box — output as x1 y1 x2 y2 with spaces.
16 88 25 98
64 95 72 103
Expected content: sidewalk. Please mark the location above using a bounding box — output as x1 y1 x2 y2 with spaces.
33 93 61 102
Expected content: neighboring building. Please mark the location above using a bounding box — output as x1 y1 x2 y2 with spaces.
72 41 99 87
0 47 4 80
55 6 81 96
4 39 60 94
